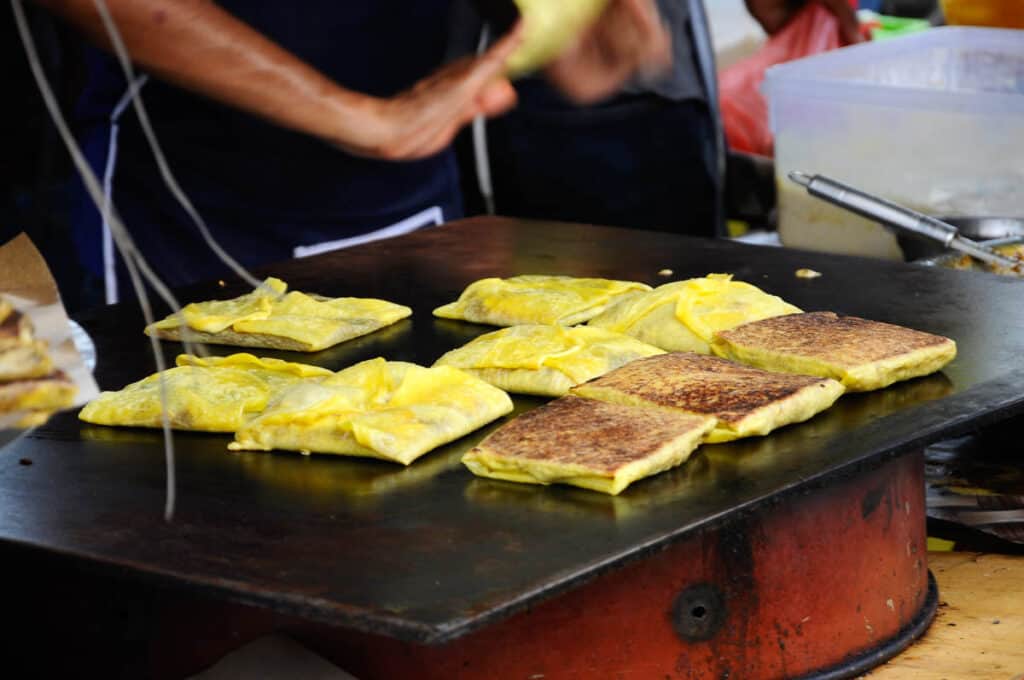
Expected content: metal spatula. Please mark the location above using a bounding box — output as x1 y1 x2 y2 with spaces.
788 171 1023 274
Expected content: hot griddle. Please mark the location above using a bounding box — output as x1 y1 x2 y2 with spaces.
2 217 1023 646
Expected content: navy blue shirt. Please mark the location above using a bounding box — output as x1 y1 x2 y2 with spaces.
74 1 461 290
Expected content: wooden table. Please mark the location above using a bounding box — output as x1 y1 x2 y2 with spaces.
868 552 1024 679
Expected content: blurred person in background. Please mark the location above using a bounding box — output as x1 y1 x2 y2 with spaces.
27 0 669 306
478 0 861 239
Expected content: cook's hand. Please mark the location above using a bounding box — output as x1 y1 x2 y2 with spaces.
544 0 672 105
745 0 863 45
343 24 523 161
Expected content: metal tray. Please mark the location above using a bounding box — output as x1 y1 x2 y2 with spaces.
898 216 1024 262
2 217 1024 644
917 236 1024 273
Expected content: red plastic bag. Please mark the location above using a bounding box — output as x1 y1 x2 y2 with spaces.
718 3 851 157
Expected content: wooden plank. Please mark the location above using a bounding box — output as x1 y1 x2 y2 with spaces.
867 552 1024 678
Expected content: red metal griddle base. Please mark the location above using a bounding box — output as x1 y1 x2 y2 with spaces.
132 451 934 678
300 451 935 679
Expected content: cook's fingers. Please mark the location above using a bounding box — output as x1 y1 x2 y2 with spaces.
476 79 518 118
460 21 524 94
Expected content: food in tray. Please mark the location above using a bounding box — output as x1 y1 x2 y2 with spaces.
572 352 844 443
711 312 957 392
433 274 650 327
230 358 513 465
946 242 1024 277
0 372 77 427
79 353 332 432
0 297 77 426
0 304 52 381
587 274 802 353
507 0 611 76
462 395 715 495
145 277 412 352
433 324 665 397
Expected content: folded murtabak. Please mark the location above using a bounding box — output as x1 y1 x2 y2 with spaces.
463 396 715 495
712 312 957 392
79 353 332 432
433 275 650 327
230 358 514 465
572 352 844 443
588 274 801 353
433 324 665 397
145 277 411 352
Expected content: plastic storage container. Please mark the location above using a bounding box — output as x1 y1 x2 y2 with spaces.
765 27 1024 260
942 0 1024 29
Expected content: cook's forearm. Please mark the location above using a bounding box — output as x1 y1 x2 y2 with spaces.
35 0 380 146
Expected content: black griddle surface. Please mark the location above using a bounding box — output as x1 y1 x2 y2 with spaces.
3 218 1023 643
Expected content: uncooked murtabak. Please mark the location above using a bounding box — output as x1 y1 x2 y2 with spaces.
433 324 664 396
145 277 411 352
588 273 801 353
433 275 650 327
231 358 513 465
79 353 332 432
711 312 957 392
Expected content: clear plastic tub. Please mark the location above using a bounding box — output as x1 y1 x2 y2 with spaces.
765 27 1024 260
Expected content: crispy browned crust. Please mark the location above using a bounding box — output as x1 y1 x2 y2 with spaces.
715 312 952 367
474 395 711 474
575 352 831 425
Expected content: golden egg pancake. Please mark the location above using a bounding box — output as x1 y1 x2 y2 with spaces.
572 352 844 443
145 277 412 352
79 353 332 432
433 324 665 397
230 358 514 465
433 275 650 327
711 312 957 392
507 0 611 75
588 274 801 353
463 396 715 495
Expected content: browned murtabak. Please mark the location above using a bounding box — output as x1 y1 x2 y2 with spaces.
712 312 957 392
572 352 843 443
463 395 714 494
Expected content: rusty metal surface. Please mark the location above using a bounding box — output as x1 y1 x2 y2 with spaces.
2 217 1023 644
291 454 934 679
